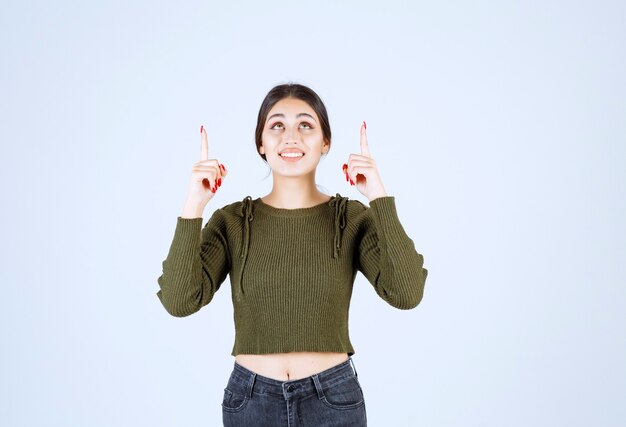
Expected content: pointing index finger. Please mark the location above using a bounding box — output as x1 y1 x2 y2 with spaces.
360 121 371 157
200 125 208 161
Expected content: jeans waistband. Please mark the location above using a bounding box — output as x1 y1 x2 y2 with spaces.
229 356 358 400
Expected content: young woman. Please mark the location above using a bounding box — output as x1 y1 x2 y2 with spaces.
156 83 428 426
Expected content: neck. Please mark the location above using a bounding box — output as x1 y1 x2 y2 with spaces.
263 171 329 209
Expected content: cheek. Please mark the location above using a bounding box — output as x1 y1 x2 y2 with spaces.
261 133 280 147
305 133 324 146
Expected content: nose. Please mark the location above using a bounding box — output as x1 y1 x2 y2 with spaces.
283 130 301 144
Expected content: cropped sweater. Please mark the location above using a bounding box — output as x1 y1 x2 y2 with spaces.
156 193 428 356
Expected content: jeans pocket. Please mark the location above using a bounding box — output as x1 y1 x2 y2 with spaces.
221 387 249 413
320 376 365 410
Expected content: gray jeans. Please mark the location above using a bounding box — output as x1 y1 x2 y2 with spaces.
221 356 367 426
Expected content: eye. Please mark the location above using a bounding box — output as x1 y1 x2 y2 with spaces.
300 122 313 129
270 122 284 129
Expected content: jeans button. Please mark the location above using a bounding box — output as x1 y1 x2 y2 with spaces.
286 385 294 392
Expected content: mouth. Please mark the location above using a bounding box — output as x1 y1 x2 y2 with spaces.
279 151 305 162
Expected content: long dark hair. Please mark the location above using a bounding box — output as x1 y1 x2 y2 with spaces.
255 83 332 162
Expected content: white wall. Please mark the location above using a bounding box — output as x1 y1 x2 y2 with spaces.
1 1 624 426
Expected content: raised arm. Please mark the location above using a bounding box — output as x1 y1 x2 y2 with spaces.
156 124 230 317
342 121 428 309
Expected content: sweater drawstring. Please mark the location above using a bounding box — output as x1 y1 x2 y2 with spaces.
237 193 346 297
328 193 348 258
238 196 254 296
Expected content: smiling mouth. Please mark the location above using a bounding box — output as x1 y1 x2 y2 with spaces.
279 153 305 158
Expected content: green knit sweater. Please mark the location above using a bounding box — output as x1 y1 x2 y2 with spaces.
156 193 428 356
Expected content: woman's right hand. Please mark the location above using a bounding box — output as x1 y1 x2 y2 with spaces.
184 125 227 209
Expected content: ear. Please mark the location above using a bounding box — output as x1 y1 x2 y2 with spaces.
259 144 265 154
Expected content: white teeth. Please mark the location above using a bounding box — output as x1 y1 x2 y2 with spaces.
280 152 304 158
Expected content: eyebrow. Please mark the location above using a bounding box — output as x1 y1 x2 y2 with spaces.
267 113 317 123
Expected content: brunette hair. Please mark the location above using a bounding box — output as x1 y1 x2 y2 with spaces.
255 83 331 162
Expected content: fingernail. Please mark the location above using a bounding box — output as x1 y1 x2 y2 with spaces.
222 164 227 172
200 125 204 134
217 178 222 187
350 179 354 185
211 187 216 193
219 164 224 171
342 163 348 171
363 121 367 130
345 173 349 182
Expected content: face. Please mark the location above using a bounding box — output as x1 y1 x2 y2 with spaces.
260 97 329 177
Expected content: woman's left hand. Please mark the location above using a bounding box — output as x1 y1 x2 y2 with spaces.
342 121 388 201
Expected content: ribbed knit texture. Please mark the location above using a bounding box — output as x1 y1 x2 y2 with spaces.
156 193 428 356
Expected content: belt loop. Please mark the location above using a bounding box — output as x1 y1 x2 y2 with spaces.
349 356 358 377
311 374 325 400
247 373 256 399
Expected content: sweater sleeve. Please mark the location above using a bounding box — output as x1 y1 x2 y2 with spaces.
356 196 428 310
156 209 231 317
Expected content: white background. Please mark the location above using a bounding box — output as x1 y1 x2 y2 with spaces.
1 1 624 426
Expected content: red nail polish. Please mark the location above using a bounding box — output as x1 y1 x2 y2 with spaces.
350 179 354 185
363 121 367 130
342 163 348 171
345 173 349 182
200 125 204 134
217 178 222 186
211 187 216 193
219 164 224 171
